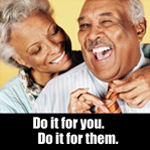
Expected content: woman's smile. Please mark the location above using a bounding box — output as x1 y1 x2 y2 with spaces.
49 49 70 65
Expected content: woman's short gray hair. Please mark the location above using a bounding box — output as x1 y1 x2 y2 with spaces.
0 0 54 69
128 0 145 25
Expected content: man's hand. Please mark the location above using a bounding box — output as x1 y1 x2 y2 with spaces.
68 88 109 113
112 65 150 108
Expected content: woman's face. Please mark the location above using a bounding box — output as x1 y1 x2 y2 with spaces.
10 11 73 74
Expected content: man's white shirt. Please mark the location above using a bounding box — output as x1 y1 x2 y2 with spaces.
32 49 150 113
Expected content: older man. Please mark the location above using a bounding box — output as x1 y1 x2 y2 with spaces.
32 0 150 113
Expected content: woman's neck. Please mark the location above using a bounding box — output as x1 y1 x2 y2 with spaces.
30 69 58 87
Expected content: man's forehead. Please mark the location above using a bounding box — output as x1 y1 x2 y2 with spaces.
82 0 129 9
85 0 129 2
78 0 129 21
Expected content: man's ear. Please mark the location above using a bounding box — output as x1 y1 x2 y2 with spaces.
12 56 31 68
135 18 147 43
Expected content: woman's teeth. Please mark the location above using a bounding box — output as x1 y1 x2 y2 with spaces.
51 50 66 64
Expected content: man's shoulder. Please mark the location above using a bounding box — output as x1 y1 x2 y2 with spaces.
63 62 87 75
43 62 88 92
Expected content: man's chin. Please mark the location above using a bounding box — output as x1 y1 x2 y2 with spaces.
94 71 120 82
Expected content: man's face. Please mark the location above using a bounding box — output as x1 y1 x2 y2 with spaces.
78 0 141 82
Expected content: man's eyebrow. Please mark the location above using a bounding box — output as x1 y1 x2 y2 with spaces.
78 12 113 23
99 12 113 17
77 17 85 23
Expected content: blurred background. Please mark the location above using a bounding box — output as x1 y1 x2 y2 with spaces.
0 0 150 88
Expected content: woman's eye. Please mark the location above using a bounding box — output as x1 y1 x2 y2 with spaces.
32 47 41 55
51 25 59 36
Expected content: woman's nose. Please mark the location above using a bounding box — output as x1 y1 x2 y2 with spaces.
46 40 60 55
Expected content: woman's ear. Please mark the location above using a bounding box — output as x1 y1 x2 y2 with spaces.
135 18 147 43
12 56 31 68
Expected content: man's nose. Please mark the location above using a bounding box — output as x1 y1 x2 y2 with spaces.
87 25 105 42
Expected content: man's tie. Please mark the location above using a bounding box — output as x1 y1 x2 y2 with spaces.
95 82 122 113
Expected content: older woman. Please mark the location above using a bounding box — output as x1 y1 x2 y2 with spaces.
0 0 83 113
0 0 150 113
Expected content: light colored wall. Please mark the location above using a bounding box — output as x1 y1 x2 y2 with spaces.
0 0 150 88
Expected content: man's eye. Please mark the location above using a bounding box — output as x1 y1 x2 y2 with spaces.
79 24 91 31
102 20 113 24
80 24 90 28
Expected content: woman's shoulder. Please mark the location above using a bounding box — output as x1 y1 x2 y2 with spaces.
0 75 20 91
0 74 32 113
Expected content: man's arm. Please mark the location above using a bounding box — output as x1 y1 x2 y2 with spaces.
112 44 150 108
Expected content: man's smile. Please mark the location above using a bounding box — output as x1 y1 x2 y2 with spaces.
91 46 113 61
86 42 114 64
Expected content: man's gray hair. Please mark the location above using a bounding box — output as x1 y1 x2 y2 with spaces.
0 0 54 69
128 0 145 25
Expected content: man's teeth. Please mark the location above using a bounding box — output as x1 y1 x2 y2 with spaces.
93 47 111 53
51 51 66 64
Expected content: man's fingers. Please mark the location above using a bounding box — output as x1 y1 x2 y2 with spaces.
118 81 150 100
79 93 109 113
113 80 126 86
69 88 89 113
135 92 150 108
70 89 110 113
112 79 139 93
103 100 112 105
113 74 133 86
71 101 92 113
80 101 92 110
79 93 103 106
118 86 139 100
84 110 92 114
137 97 150 108
124 91 150 108
71 88 89 99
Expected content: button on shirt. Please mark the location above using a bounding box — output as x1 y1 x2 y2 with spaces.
31 50 150 113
